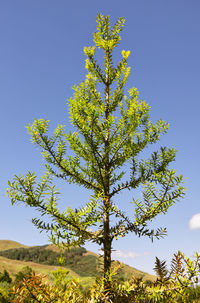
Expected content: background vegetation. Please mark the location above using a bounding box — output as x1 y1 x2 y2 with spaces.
1 250 200 302
0 240 155 286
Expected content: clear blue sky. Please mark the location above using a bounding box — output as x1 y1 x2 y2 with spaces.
1 0 200 275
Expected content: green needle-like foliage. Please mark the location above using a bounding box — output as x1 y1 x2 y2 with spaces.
7 14 185 282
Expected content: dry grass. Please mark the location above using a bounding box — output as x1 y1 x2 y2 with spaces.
0 240 27 251
0 256 78 279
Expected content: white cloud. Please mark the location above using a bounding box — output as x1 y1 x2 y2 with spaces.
98 249 150 260
112 250 140 259
189 213 200 230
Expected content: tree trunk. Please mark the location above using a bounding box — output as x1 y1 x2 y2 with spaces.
103 197 112 294
103 199 112 276
103 58 112 293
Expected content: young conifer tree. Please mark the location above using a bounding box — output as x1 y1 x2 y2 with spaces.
7 14 185 279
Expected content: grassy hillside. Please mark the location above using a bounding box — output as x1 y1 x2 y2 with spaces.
0 240 27 251
0 240 155 286
0 256 94 287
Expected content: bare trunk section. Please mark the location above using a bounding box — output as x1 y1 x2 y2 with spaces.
103 197 112 277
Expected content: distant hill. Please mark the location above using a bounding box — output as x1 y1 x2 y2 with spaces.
0 240 27 251
0 240 155 286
